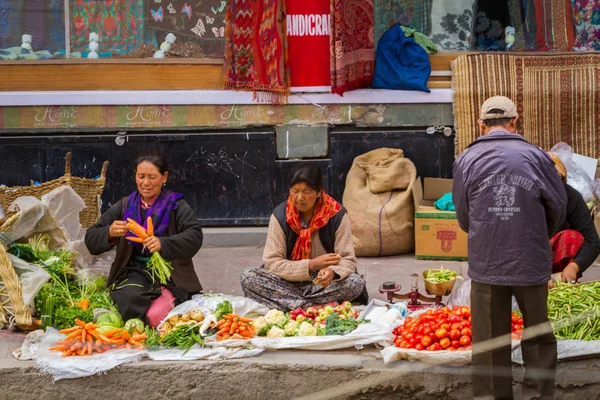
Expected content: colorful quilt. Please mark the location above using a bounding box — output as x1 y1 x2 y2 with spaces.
572 0 600 51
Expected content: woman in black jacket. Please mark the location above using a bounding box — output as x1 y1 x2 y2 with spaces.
548 152 600 285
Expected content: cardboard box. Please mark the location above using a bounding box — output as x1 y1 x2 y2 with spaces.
413 177 468 261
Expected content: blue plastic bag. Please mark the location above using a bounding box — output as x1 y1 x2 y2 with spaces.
372 24 431 93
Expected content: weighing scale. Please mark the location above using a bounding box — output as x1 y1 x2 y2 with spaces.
379 273 445 311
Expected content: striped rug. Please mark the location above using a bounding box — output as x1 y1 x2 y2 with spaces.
452 53 600 159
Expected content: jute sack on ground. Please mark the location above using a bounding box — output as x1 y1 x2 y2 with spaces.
343 148 417 256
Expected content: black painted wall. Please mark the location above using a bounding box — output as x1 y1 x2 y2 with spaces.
0 127 454 226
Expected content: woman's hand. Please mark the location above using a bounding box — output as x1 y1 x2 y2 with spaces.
144 236 162 254
109 220 129 239
315 267 335 288
561 262 580 284
309 253 341 271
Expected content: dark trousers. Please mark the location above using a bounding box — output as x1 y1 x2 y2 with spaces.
471 281 557 400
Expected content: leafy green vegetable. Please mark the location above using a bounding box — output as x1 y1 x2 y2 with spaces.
324 313 367 336
424 267 457 284
213 300 233 321
8 243 39 262
146 252 173 285
144 326 161 348
160 323 204 353
54 307 94 330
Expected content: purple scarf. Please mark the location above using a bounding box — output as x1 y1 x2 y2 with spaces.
123 189 184 238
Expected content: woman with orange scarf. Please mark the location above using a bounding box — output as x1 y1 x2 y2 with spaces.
240 164 367 311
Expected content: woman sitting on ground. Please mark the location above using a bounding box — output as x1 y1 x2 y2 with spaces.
85 150 203 325
548 152 600 285
240 163 366 311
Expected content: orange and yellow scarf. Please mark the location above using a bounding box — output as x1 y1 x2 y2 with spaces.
285 192 342 260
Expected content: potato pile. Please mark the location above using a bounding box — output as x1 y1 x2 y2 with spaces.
158 309 205 335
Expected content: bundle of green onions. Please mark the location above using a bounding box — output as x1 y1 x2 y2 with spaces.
424 267 457 283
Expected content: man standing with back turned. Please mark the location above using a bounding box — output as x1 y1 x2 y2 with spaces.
453 96 567 399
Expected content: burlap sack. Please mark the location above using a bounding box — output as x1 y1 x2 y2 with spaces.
343 148 417 256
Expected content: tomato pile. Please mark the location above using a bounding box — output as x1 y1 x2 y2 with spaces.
393 306 472 351
511 312 524 340
393 307 527 351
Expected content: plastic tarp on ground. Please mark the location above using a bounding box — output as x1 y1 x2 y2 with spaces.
512 340 600 364
32 328 145 381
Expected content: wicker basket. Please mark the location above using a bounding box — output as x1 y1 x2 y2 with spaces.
0 152 108 228
423 270 457 297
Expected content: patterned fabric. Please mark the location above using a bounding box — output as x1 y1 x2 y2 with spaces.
374 0 432 46
550 229 585 273
453 53 600 159
429 0 475 51
286 192 342 261
572 0 600 51
240 267 365 311
222 0 290 104
70 0 144 55
474 0 510 51
509 0 576 51
0 0 64 52
123 189 184 240
330 0 375 96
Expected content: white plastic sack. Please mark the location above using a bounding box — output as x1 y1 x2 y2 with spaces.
447 278 471 309
41 186 86 242
209 322 395 351
42 187 93 268
9 254 50 308
147 346 264 361
32 328 145 381
5 196 68 248
512 340 600 364
160 294 269 336
551 142 595 201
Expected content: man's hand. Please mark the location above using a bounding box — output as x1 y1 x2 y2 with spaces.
561 262 580 284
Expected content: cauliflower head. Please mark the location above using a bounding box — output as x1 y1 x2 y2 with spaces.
266 326 286 338
298 321 317 336
284 320 299 336
264 309 287 327
253 316 268 334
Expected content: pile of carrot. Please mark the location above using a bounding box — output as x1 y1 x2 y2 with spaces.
49 319 148 357
126 217 153 243
216 314 255 341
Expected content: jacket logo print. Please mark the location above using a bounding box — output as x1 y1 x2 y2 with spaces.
493 184 516 207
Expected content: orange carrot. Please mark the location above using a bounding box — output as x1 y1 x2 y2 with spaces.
59 326 79 334
87 341 93 355
217 327 230 336
76 349 84 356
84 322 97 330
49 345 68 352
127 218 148 239
147 217 154 236
65 329 83 340
102 328 121 338
62 349 74 357
74 319 86 328
81 329 87 342
131 333 147 341
125 236 145 243
231 333 244 339
240 317 253 323
111 338 126 345
125 343 132 349
77 299 90 310
216 319 227 328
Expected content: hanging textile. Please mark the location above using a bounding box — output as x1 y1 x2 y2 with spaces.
429 0 476 51
70 0 144 55
453 53 600 159
474 0 511 51
222 0 290 104
373 0 433 47
0 0 64 52
330 0 375 96
572 0 600 51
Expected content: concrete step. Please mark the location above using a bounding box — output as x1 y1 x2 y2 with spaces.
202 227 268 248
